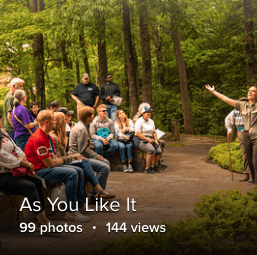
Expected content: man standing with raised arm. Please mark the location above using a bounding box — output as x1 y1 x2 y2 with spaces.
205 84 257 185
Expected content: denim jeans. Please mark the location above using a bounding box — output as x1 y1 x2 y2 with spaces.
0 172 44 214
61 164 85 207
15 134 31 151
68 159 99 187
93 139 118 158
117 141 133 162
105 104 117 122
7 131 14 141
88 158 110 196
36 166 80 211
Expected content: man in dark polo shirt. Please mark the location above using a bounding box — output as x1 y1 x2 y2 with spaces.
71 73 100 110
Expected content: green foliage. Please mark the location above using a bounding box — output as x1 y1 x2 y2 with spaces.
208 139 243 173
0 0 253 136
83 188 257 255
0 87 9 113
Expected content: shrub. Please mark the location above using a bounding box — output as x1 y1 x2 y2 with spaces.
208 139 243 173
83 188 257 255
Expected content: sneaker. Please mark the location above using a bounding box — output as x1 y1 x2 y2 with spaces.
128 164 134 173
90 196 109 204
79 205 96 214
152 165 161 173
239 173 250 182
64 211 90 222
160 164 167 170
144 167 154 174
123 164 129 173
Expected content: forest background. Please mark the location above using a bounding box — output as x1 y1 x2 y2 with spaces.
0 0 256 136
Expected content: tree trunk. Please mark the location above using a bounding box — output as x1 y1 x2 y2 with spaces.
154 28 165 86
30 0 37 12
171 20 194 134
243 0 255 86
97 15 108 86
123 49 130 110
132 36 141 99
79 32 90 76
76 60 80 84
123 0 139 116
38 0 44 11
31 0 45 109
139 0 152 105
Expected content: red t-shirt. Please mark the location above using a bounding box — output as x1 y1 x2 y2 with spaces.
24 128 56 171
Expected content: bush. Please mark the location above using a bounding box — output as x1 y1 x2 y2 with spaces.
83 188 257 255
208 139 243 173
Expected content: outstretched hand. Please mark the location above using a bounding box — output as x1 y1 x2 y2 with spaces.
205 84 215 93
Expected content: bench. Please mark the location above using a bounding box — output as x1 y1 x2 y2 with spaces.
0 187 56 233
105 147 147 171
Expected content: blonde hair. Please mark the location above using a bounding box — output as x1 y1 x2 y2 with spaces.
49 112 67 149
97 104 107 113
78 106 94 122
37 110 53 124
116 110 130 129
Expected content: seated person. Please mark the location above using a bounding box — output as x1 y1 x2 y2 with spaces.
69 106 115 203
55 107 74 151
50 112 114 198
30 101 39 119
133 102 166 170
134 106 162 174
0 118 51 227
89 104 118 158
11 90 37 151
24 110 89 222
46 100 59 112
114 110 135 173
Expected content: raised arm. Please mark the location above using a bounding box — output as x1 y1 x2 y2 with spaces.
205 84 236 107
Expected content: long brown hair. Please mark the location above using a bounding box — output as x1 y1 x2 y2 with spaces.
49 112 67 149
116 110 130 129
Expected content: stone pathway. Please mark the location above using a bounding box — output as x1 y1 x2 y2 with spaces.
0 135 254 255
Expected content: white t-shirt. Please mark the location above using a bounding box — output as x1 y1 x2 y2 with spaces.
135 117 155 137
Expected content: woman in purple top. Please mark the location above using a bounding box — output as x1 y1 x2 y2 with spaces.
11 90 37 151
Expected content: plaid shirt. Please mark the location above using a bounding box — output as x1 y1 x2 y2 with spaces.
225 109 244 133
99 83 120 105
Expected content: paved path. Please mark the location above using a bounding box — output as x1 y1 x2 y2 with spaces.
0 135 254 255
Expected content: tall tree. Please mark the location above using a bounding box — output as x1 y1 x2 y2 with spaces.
123 0 139 116
154 28 165 86
243 0 255 86
139 0 152 105
171 18 194 134
31 0 45 109
79 31 90 76
98 14 108 86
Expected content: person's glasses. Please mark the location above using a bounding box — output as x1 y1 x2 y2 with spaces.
83 78 89 80
101 110 107 113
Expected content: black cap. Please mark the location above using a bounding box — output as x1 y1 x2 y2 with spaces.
56 107 74 116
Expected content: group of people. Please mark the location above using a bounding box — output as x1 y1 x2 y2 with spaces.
0 74 165 228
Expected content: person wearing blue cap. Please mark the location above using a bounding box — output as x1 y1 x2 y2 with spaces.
134 106 162 174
